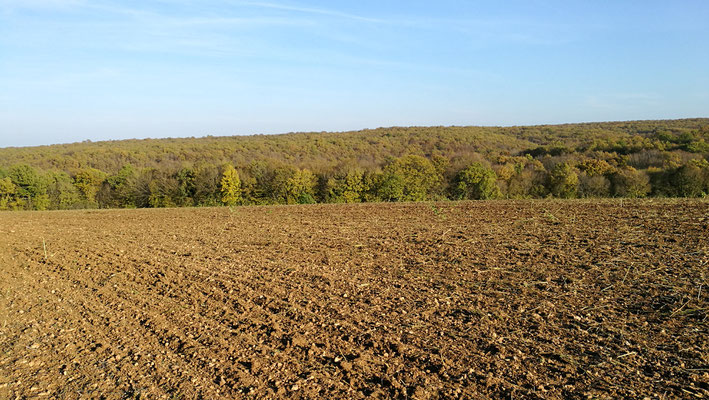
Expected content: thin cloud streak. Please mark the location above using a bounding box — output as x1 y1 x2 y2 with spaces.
229 0 387 23
83 2 316 28
2 1 706 147
1 0 588 50
0 0 84 9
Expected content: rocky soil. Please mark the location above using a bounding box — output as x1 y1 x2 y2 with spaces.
0 200 707 399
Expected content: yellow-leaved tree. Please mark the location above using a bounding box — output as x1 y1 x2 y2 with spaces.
220 165 242 206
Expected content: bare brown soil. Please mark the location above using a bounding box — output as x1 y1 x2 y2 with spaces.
0 200 707 399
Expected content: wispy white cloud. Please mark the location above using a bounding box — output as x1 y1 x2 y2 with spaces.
230 1 594 45
81 3 315 29
0 0 318 27
0 1 321 57
0 0 81 6
0 0 84 12
227 0 386 23
1 0 585 50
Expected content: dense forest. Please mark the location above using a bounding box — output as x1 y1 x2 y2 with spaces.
1 119 708 210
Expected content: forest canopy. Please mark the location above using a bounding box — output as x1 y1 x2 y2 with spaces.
1 119 708 210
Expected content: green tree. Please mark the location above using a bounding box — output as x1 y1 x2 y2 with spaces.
453 163 500 200
220 164 242 206
148 180 176 208
322 169 368 203
8 164 48 210
550 163 579 198
341 170 367 203
686 139 709 153
611 167 650 198
670 161 708 197
360 171 380 202
499 159 549 198
175 167 196 206
382 155 441 201
131 168 177 208
268 165 297 204
376 172 405 202
193 164 221 206
73 168 107 207
243 161 269 204
47 171 81 209
0 177 17 210
100 164 138 208
285 169 317 204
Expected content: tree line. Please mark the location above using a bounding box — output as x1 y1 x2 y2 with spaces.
1 119 708 210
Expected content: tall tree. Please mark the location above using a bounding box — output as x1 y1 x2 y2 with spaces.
383 155 442 201
73 168 107 207
550 163 579 199
611 167 651 198
454 163 500 200
220 164 242 206
285 169 317 204
8 164 49 210
47 171 81 210
0 177 17 210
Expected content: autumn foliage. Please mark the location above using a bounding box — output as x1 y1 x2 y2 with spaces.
1 119 708 210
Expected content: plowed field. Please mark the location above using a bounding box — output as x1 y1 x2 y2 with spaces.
1 200 707 399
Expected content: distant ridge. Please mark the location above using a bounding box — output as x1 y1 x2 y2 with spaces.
1 118 707 211
1 118 707 173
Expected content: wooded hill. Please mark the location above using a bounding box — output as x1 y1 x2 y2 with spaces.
1 118 708 210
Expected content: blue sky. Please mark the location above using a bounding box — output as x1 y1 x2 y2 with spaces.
1 0 708 147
